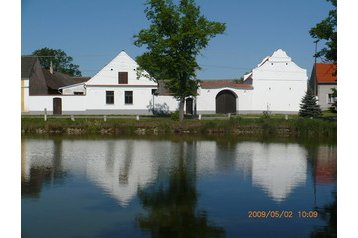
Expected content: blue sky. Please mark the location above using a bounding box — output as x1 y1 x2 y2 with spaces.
22 0 334 79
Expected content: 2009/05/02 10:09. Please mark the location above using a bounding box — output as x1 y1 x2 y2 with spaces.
248 210 319 218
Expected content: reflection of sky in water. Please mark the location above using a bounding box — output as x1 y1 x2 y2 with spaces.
22 139 336 205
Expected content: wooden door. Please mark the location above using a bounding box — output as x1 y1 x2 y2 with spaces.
216 90 236 114
186 98 193 115
53 97 62 115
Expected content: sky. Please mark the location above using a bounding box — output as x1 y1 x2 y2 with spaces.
21 0 334 79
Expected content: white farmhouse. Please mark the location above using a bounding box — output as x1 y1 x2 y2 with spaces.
84 51 159 114
195 49 307 114
248 49 308 113
21 49 307 115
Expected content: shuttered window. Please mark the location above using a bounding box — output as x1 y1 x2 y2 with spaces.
118 72 128 84
125 91 133 104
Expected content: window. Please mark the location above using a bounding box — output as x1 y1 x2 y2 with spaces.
328 93 337 104
125 91 133 104
118 72 128 84
74 92 84 95
151 89 158 95
106 91 114 104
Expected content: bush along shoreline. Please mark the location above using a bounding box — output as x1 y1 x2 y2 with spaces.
21 116 336 139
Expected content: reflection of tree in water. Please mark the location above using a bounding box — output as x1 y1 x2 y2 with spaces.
136 141 225 238
310 192 337 238
21 138 67 198
304 142 337 237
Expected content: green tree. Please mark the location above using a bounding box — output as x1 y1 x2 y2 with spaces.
136 142 225 237
299 88 322 118
134 0 226 121
309 0 337 63
32 47 82 76
329 87 337 113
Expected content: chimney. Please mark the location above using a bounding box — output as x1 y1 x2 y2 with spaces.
50 61 54 74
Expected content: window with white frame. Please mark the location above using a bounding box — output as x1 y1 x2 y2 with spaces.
125 91 133 104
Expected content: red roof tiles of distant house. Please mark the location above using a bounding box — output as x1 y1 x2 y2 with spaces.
315 63 337 83
200 80 253 89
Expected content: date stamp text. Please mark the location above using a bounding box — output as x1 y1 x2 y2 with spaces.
247 210 319 219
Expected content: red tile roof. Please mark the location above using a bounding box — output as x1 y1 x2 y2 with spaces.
315 63 337 83
200 80 253 89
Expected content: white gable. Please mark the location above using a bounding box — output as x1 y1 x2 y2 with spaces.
253 49 307 81
268 49 292 62
86 51 157 86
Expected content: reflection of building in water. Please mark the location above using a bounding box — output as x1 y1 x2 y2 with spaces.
315 146 337 184
23 139 332 204
247 143 307 202
22 139 177 206
21 139 65 197
81 140 159 206
195 141 307 202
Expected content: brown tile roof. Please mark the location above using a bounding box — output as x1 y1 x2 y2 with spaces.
21 56 37 79
315 63 337 84
21 56 49 95
42 69 87 90
200 80 253 89
72 77 91 84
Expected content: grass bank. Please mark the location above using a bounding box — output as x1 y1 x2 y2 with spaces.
21 115 336 139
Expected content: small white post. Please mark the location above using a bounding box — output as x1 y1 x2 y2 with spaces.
228 113 231 119
104 115 107 122
198 114 202 120
44 108 47 121
71 115 75 121
136 115 140 121
285 114 288 120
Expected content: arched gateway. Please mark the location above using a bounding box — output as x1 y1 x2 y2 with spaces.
215 90 237 114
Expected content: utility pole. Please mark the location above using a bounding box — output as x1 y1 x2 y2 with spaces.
314 39 319 65
313 40 319 96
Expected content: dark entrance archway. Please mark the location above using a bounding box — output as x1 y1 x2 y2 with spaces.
215 90 237 114
186 98 194 115
53 97 62 115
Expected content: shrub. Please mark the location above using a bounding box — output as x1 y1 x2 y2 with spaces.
147 101 170 116
170 111 179 121
261 110 271 119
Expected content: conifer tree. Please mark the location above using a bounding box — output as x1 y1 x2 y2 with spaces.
299 88 322 118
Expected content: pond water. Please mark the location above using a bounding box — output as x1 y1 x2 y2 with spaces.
21 136 336 238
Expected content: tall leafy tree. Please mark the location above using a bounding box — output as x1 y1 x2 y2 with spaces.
134 0 226 121
32 47 82 76
310 0 337 63
299 88 322 118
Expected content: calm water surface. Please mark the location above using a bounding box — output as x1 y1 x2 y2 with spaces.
21 137 336 238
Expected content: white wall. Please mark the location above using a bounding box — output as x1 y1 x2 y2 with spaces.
317 84 336 110
196 87 253 114
153 95 179 112
85 86 157 114
250 49 307 113
27 95 86 114
62 84 86 95
22 79 30 112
